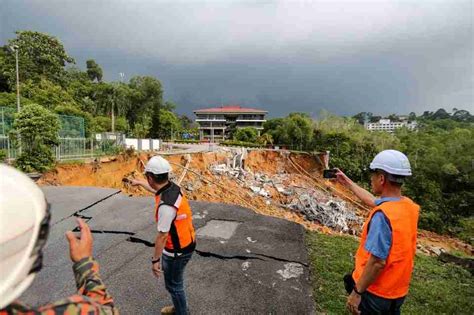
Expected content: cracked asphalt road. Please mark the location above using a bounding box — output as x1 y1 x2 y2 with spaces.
22 186 315 314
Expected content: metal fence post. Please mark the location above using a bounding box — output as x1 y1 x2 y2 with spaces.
7 136 11 160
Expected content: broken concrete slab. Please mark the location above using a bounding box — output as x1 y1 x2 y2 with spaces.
190 202 310 264
20 187 315 313
196 219 241 240
80 194 155 232
41 186 121 224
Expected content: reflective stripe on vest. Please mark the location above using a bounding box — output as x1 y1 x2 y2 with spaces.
155 183 195 254
353 197 419 299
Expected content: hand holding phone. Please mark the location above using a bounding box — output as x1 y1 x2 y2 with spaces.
323 169 338 179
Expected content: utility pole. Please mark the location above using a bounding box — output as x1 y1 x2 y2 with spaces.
14 47 20 112
111 92 115 133
112 73 125 134
9 45 21 154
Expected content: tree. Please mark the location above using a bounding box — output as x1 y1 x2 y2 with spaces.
12 104 60 172
86 59 103 82
267 113 314 150
128 76 163 129
287 113 313 150
387 114 399 122
179 114 194 130
408 112 417 122
452 109 473 122
2 31 74 88
370 115 382 123
153 110 181 139
431 108 451 120
163 100 177 111
149 103 161 139
257 133 273 146
92 116 128 133
0 48 11 92
234 127 258 143
21 78 76 110
353 112 373 124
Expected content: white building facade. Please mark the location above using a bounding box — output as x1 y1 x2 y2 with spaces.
365 119 417 133
194 105 268 142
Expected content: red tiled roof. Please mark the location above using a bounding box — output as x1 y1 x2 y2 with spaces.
194 105 267 113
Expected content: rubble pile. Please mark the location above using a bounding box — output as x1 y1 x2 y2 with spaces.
286 188 361 234
209 151 361 233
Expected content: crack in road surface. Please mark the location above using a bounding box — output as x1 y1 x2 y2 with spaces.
53 190 121 226
59 192 308 267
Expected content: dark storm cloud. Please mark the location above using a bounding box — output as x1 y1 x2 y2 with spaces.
1 0 472 117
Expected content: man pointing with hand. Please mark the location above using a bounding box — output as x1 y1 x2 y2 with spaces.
131 156 196 315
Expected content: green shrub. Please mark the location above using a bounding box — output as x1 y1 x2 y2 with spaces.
12 104 60 172
233 127 258 143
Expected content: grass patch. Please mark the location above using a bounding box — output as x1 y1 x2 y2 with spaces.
306 231 473 314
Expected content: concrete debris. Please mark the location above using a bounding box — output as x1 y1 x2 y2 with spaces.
431 246 445 256
184 182 195 192
250 186 261 194
208 151 360 233
277 263 304 281
247 237 257 243
417 243 447 257
287 188 361 233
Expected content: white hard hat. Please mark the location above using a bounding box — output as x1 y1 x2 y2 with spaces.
0 164 50 309
144 156 171 175
369 150 412 176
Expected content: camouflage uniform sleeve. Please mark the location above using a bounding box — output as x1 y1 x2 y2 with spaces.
2 257 117 314
72 256 115 306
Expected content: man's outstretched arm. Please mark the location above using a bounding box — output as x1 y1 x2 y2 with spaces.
335 169 376 207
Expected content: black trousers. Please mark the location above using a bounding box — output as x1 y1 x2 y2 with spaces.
344 274 406 315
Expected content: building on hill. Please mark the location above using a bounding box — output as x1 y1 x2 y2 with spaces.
193 105 268 142
365 118 417 133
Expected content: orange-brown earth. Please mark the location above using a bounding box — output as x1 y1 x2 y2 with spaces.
39 150 472 256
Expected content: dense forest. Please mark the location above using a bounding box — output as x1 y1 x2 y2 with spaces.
0 31 194 139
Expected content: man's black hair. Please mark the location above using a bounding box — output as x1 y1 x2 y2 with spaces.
372 169 404 187
146 172 169 185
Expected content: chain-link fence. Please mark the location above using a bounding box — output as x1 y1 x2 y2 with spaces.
58 115 85 138
0 136 126 162
1 109 160 162
0 107 16 136
55 137 126 161
0 134 19 161
1 107 86 138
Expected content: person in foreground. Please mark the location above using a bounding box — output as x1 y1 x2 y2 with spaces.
131 156 196 315
335 150 419 315
0 164 118 315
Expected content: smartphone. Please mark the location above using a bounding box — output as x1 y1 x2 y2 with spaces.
323 169 338 179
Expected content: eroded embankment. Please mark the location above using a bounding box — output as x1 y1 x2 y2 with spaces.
38 150 473 256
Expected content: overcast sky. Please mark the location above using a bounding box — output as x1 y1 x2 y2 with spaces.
1 0 473 117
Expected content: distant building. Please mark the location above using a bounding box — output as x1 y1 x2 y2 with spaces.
365 119 417 133
193 105 268 142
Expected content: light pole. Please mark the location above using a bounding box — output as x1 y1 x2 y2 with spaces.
112 72 125 134
8 45 21 154
9 45 20 112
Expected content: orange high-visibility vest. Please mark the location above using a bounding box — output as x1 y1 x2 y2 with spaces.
353 197 419 299
155 182 196 254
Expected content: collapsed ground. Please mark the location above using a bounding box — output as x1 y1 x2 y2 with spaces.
39 149 473 257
